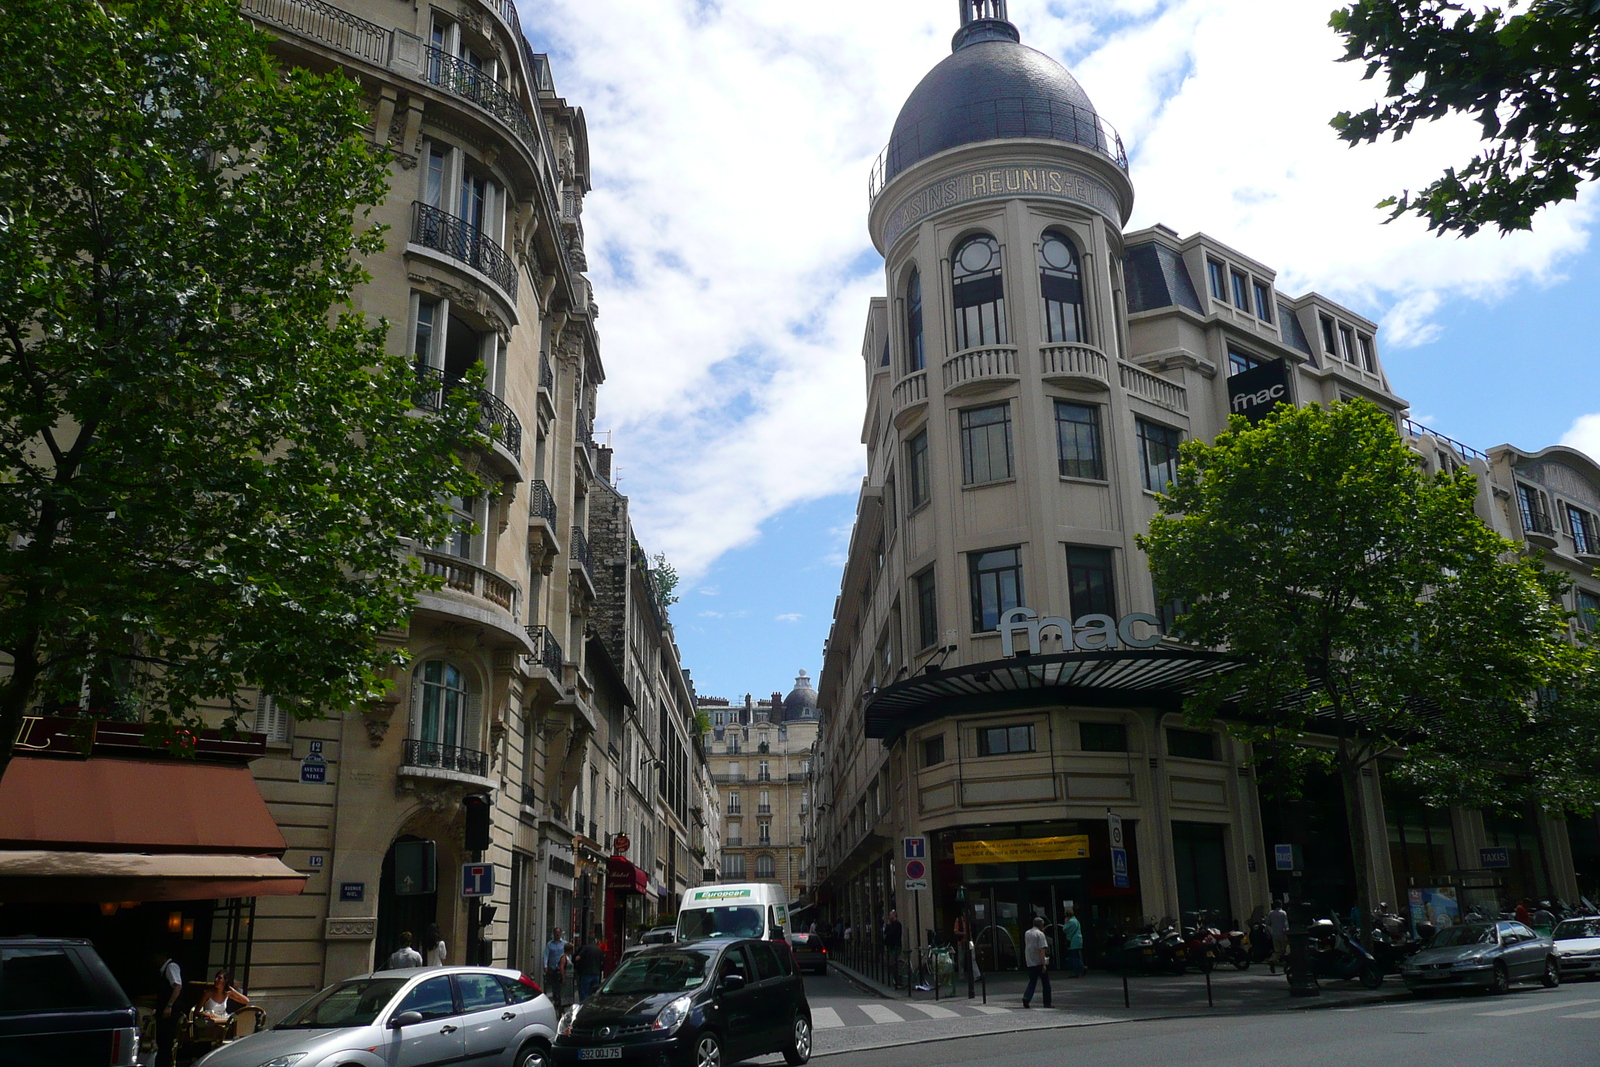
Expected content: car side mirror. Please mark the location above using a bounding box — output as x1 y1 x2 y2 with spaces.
390 1011 424 1029
720 973 746 992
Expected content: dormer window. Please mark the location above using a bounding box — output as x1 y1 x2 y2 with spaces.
1320 315 1337 355
1358 335 1376 372
1252 281 1272 322
1207 260 1226 301
1230 270 1249 311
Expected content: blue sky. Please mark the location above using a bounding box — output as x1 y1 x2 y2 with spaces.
522 0 1600 700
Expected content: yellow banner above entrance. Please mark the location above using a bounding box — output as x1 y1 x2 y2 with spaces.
952 835 1090 865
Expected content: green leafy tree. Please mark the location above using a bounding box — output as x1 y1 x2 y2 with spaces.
1330 0 1600 235
652 552 681 615
1138 400 1598 917
0 0 485 782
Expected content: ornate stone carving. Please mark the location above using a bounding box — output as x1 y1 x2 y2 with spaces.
325 917 377 940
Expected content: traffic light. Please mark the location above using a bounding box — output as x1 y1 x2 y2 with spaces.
463 793 491 852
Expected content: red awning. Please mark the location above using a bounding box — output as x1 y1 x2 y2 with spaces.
0 756 304 902
606 856 648 894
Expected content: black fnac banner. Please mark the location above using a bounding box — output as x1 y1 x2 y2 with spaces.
1228 358 1291 424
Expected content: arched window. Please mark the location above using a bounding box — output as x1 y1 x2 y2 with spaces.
414 660 471 750
1039 231 1086 343
905 268 925 373
755 854 776 879
951 234 1006 350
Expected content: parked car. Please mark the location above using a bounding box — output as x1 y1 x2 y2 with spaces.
787 934 828 976
194 967 556 1067
1401 921 1561 995
552 938 810 1067
1551 916 1600 980
0 938 139 1067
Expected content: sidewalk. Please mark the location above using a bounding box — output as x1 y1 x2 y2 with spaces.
827 957 1412 1018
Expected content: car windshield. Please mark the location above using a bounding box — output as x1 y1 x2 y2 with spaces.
1430 924 1498 947
677 907 765 940
277 978 407 1029
1554 918 1600 941
599 951 714 995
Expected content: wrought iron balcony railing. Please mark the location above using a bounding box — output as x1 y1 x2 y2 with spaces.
410 201 518 301
524 624 563 676
570 525 593 581
402 737 488 777
412 365 522 459
539 355 555 395
242 0 390 64
423 46 540 159
531 479 558 527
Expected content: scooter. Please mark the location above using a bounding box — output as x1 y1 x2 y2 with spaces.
1291 919 1383 989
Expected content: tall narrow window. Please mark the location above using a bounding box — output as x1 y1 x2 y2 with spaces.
256 693 290 746
425 148 446 208
1230 270 1249 310
1252 281 1272 321
960 403 1013 484
968 547 1023 632
905 268 925 373
1320 315 1337 355
1038 231 1085 343
1578 589 1600 632
951 234 1006 350
1054 401 1104 480
442 494 481 560
1338 324 1357 363
1137 419 1181 492
416 660 468 749
1065 546 1116 618
1518 484 1553 534
412 298 438 369
915 569 938 649
907 430 930 508
1568 505 1597 555
1228 348 1262 376
1358 335 1376 372
461 172 488 230
1207 260 1226 301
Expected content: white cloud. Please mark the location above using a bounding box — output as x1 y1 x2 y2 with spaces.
523 0 1594 578
774 613 804 623
1561 414 1600 465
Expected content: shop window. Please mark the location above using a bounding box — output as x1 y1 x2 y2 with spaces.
923 734 946 767
1080 721 1128 752
1166 727 1215 761
977 723 1035 756
1385 779 1455 903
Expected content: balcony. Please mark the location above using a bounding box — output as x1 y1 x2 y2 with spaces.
412 365 522 465
569 525 594 582
528 479 560 573
757 804 772 815
943 344 1020 395
402 738 489 779
242 0 390 64
419 549 517 613
1039 342 1109 390
410 201 518 302
713 773 746 784
423 46 540 164
890 370 928 425
1119 361 1188 414
524 624 564 677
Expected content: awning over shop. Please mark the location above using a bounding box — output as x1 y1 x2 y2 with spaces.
605 856 648 894
0 756 304 901
865 648 1244 741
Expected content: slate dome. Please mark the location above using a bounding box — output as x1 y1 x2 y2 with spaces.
880 5 1122 186
783 669 818 721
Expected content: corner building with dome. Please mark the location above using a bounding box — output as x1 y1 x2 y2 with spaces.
811 0 1600 970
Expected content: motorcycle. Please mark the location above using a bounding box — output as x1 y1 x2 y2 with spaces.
1180 912 1221 973
1215 923 1252 970
1290 918 1383 990
1117 920 1191 974
1247 917 1276 965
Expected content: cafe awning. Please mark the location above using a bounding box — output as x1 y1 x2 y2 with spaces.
0 756 305 902
605 856 648 895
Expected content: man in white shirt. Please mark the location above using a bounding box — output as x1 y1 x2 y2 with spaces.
1268 903 1290 975
385 931 424 970
1022 916 1051 1008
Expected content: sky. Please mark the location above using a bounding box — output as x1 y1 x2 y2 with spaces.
518 0 1600 702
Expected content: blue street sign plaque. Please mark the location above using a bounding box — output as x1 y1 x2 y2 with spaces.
1479 847 1511 869
462 862 496 897
340 882 365 902
1274 843 1295 871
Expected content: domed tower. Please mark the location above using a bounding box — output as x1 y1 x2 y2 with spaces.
782 669 819 721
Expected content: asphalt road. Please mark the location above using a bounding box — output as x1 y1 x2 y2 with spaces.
802 980 1600 1067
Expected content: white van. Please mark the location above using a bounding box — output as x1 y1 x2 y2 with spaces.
675 883 791 943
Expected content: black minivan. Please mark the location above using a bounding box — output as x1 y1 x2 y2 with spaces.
551 938 810 1067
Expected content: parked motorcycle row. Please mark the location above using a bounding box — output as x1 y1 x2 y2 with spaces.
1113 911 1258 975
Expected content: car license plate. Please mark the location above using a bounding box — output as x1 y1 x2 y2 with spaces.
1425 971 1449 980
580 1049 623 1061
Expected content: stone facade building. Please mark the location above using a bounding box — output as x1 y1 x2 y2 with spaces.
811 0 1598 972
699 673 821 902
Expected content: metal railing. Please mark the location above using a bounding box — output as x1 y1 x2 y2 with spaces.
1401 416 1488 463
419 549 517 613
570 525 593 582
757 804 772 814
943 344 1019 391
1040 342 1109 384
521 782 538 808
539 355 555 395
410 201 518 301
412 365 522 459
870 97 1128 200
575 409 595 453
241 0 390 64
530 480 558 527
423 46 540 159
1119 361 1188 413
402 738 488 777
524 624 563 676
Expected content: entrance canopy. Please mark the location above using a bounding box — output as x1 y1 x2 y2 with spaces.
865 648 1242 741
0 756 304 902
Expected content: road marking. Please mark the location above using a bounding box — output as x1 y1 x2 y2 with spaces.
906 1003 960 1019
812 1007 844 1029
969 1004 1013 1015
1399 1003 1479 1014
1478 997 1600 1018
1561 1009 1600 1019
860 1004 905 1024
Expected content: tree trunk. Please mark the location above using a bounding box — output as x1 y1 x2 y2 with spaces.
1337 741 1375 945
0 638 43 787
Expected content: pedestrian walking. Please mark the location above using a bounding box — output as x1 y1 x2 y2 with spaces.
1022 917 1051 1008
1268 902 1290 975
575 934 604 1000
423 922 448 968
385 931 424 970
1061 907 1086 977
883 909 903 982
152 949 183 1067
543 927 569 1008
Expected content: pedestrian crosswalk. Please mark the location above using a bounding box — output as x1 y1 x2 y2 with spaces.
811 999 1017 1029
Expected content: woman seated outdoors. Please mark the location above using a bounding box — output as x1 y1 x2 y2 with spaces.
194 971 250 1036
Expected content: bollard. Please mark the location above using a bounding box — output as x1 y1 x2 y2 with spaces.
1204 965 1213 1008
1122 968 1129 1009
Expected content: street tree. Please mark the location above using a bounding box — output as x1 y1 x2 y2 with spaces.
0 0 486 783
1330 0 1600 236
1137 400 1599 919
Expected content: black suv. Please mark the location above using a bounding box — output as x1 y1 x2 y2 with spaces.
552 938 810 1067
0 938 139 1066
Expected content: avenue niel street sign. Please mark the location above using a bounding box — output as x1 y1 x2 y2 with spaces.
999 607 1164 657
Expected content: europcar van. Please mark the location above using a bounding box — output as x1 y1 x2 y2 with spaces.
676 883 791 942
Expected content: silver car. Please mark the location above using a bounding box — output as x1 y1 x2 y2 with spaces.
1552 916 1600 979
1401 920 1561 995
195 967 556 1067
